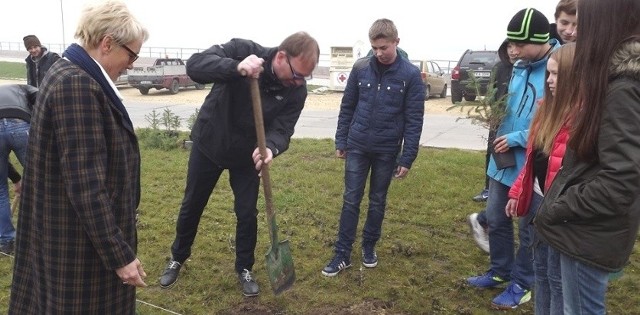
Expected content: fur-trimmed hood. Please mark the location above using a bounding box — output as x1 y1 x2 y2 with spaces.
609 40 640 81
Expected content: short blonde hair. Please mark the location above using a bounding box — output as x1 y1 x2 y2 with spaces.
74 0 149 49
368 18 398 42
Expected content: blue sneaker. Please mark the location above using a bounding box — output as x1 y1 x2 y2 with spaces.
322 253 352 277
362 243 378 268
467 270 508 288
491 282 531 309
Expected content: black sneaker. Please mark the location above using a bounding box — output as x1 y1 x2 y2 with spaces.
362 243 378 268
238 269 259 297
159 259 182 288
321 253 352 277
0 240 14 255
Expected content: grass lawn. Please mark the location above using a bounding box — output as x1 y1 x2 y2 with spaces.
1 139 638 314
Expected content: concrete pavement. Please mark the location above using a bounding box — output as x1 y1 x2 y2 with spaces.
124 101 488 151
1 49 487 151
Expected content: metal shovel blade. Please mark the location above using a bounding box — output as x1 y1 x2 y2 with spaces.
265 238 295 295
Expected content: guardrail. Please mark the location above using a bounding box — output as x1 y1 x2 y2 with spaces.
1 41 457 84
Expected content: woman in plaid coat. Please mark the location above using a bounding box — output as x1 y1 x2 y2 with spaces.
9 1 149 313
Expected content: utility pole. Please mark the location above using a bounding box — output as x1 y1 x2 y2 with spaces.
60 0 66 49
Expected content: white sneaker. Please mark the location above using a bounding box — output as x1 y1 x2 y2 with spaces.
468 213 490 253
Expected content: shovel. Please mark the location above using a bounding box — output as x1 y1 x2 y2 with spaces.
249 78 295 295
11 194 19 216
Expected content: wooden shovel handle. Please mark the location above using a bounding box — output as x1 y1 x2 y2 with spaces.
11 194 19 216
250 78 279 245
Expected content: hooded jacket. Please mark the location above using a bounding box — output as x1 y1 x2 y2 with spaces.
487 39 561 186
25 46 60 88
534 40 640 271
186 38 307 168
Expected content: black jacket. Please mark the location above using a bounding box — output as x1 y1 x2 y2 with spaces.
25 47 60 88
186 38 307 168
494 40 514 103
534 41 640 271
0 84 37 122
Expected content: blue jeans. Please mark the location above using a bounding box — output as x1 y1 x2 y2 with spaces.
334 149 397 256
477 210 488 227
171 142 259 273
0 118 29 244
534 232 563 314
485 178 535 289
560 251 609 314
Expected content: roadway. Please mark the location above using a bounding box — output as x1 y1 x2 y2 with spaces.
124 101 488 151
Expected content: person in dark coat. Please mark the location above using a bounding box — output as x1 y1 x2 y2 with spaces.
548 0 577 45
9 1 149 313
159 32 319 297
321 18 425 277
0 84 36 255
23 34 60 88
535 0 640 312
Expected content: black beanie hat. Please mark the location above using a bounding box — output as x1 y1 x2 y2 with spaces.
507 8 550 44
23 35 41 50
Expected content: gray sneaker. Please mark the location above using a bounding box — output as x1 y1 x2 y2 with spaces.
159 259 182 288
238 269 259 297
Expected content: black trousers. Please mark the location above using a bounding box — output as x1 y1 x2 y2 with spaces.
483 128 498 188
171 141 259 274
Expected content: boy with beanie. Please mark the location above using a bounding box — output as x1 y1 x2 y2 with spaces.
466 8 560 310
23 34 60 88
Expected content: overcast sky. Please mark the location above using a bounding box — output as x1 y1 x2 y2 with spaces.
2 0 558 61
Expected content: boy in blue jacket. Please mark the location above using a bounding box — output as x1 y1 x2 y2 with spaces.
322 18 425 277
466 8 561 310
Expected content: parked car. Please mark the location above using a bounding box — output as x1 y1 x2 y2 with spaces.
114 70 128 87
128 58 205 95
450 49 500 103
411 60 447 100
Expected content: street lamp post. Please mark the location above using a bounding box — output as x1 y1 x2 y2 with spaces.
60 0 66 49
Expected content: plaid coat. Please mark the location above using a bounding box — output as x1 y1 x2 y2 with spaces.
9 59 141 314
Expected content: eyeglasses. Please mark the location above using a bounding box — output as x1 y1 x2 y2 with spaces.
119 43 139 63
285 54 312 80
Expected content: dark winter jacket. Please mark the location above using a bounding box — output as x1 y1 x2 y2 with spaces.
549 23 565 45
0 84 37 122
535 40 640 271
25 46 60 88
335 55 425 168
186 38 308 168
494 39 514 103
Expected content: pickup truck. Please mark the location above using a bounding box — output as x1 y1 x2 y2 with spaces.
127 58 205 95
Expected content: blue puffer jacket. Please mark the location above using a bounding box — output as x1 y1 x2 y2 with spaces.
487 39 561 186
335 55 425 168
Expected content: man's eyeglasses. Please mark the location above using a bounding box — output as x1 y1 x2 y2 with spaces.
285 54 312 80
120 43 139 63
